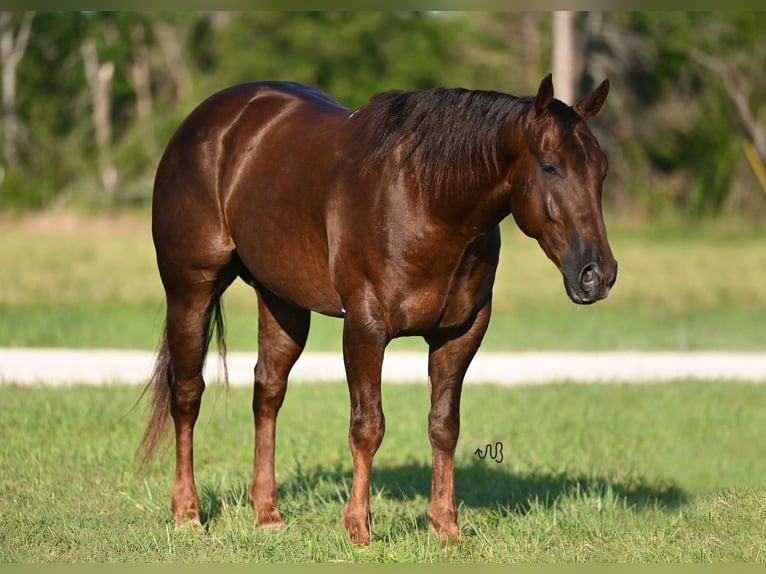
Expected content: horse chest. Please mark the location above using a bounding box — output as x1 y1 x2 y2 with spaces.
389 231 500 335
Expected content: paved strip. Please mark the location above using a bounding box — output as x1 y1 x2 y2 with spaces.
2 348 766 386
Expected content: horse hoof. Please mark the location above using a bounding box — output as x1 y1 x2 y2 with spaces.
431 523 461 549
343 512 371 546
257 514 285 530
175 515 202 529
348 530 371 546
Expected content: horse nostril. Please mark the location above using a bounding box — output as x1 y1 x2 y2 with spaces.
580 263 602 292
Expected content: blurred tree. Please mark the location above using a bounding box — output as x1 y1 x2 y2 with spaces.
0 11 34 168
196 12 465 109
81 36 116 191
0 11 764 221
552 11 576 105
577 12 766 219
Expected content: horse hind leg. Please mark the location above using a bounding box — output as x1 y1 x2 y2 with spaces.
250 289 310 527
156 261 239 527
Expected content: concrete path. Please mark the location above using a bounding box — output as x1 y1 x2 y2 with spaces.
2 348 766 387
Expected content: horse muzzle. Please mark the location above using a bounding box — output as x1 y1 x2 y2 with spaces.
564 260 618 305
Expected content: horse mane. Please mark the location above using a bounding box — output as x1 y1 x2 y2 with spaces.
357 88 533 202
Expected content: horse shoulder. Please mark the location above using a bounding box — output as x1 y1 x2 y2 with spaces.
373 224 501 336
437 226 501 329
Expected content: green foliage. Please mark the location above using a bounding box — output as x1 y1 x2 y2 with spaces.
591 12 766 219
1 12 765 219
202 12 464 110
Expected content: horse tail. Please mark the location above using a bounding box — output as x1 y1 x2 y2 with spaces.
138 298 229 468
137 324 173 467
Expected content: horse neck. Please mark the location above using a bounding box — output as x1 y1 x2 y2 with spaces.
427 175 512 241
427 110 527 239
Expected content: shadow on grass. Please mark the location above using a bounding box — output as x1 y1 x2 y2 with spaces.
374 460 688 514
198 459 687 525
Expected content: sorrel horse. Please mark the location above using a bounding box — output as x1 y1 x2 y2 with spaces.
140 74 617 546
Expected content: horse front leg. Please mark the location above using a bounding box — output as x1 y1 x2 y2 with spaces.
341 297 389 545
425 299 492 547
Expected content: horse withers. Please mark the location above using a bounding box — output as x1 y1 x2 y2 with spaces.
140 74 617 546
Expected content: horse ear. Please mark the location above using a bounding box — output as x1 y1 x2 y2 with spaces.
573 78 610 121
534 73 554 117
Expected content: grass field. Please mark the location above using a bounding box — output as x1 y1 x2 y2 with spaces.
1 381 765 562
1 210 766 352
2 211 765 563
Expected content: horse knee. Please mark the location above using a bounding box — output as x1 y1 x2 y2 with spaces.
428 410 459 453
171 378 205 417
350 410 385 453
253 366 288 413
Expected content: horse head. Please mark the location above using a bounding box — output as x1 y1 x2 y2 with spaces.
505 74 617 304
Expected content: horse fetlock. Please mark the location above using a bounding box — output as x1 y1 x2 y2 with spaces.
249 482 281 524
433 523 462 549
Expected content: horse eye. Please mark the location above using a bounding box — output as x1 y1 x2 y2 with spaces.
541 163 559 176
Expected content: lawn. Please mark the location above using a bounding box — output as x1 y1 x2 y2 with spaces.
1 381 765 562
1 211 766 352
2 211 765 562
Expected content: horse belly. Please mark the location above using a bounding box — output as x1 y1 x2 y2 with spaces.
230 211 342 315
225 164 344 315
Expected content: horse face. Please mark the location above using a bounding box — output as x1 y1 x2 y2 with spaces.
509 75 617 305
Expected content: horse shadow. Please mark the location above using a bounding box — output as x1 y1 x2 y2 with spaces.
198 459 687 527
374 460 687 514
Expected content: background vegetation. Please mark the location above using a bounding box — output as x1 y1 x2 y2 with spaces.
2 212 766 352
1 11 766 221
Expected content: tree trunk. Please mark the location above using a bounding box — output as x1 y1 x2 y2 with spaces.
81 38 118 191
128 22 158 159
129 22 153 121
1 11 34 166
552 11 577 104
153 20 192 102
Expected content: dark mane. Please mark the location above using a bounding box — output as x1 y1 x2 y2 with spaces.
357 88 533 200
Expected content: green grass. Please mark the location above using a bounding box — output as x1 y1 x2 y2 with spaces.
1 381 765 562
2 211 766 351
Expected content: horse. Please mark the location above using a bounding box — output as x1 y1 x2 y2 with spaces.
140 73 617 547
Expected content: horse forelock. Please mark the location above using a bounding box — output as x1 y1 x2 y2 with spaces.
532 100 582 144
357 88 533 203
531 100 607 175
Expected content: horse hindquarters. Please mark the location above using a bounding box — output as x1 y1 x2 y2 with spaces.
145 141 241 525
